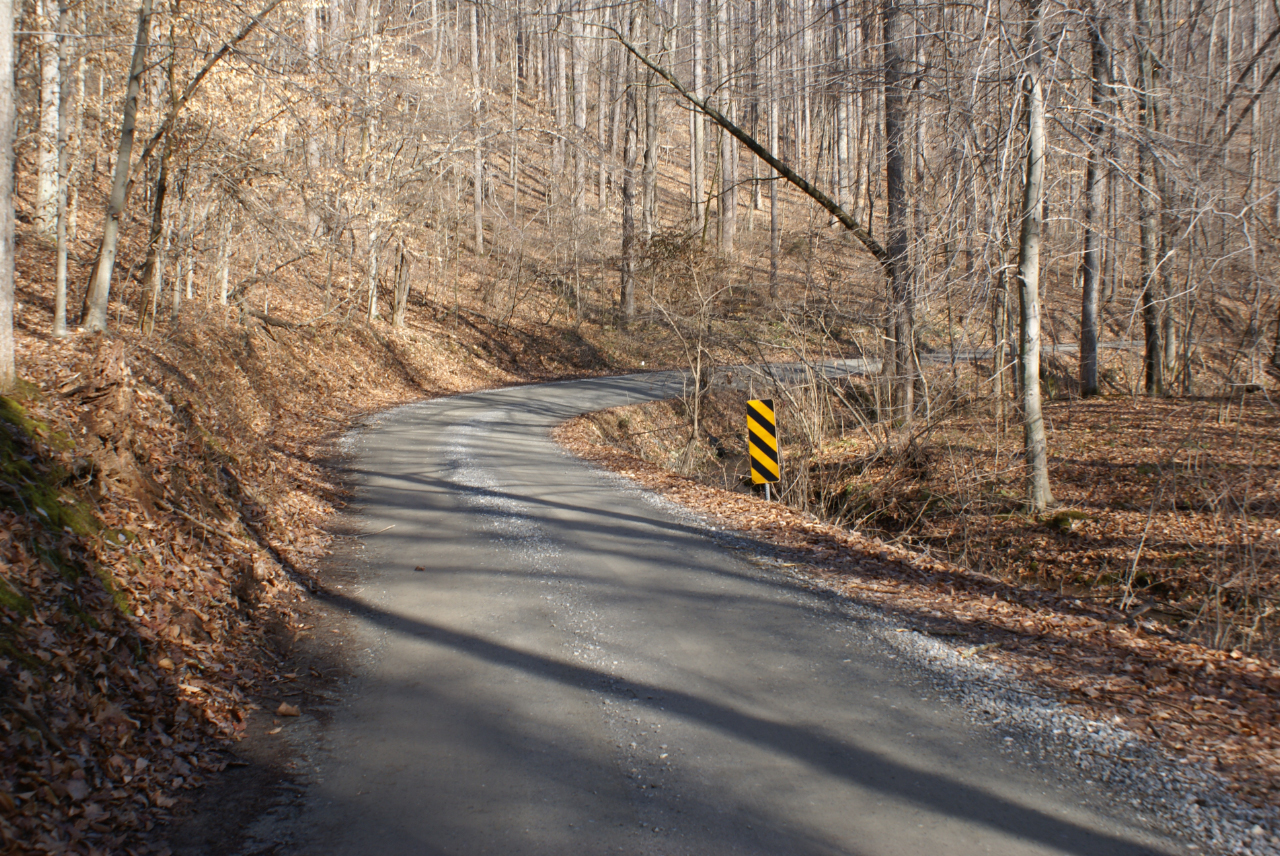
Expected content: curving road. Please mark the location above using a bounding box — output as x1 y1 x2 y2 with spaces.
291 372 1186 856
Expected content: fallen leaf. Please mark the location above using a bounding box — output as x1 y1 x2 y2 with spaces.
276 702 301 717
267 727 282 735
65 778 89 802
158 657 175 670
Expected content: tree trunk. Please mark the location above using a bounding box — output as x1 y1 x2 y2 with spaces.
553 13 567 175
51 0 72 337
597 32 609 209
1079 11 1110 397
216 216 232 305
0 0 14 391
993 264 1009 426
304 0 323 237
834 3 851 215
768 0 778 300
884 0 915 421
717 0 737 256
471 2 484 255
171 184 189 320
691 1 706 233
1017 0 1055 511
641 6 658 241
1135 0 1165 396
392 247 412 327
139 26 180 335
36 0 59 240
367 167 380 320
365 0 381 319
80 0 154 333
571 12 587 213
619 31 639 327
65 44 83 244
138 137 172 333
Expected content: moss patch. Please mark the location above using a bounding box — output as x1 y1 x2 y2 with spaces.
0 395 98 539
0 575 31 614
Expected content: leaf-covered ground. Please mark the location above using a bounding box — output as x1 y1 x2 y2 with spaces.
557 399 1280 809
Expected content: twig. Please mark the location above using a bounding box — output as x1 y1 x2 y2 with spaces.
0 701 66 752
154 497 258 553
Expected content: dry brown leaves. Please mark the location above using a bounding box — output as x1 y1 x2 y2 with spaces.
0 330 315 855
848 397 1280 653
555 415 1280 808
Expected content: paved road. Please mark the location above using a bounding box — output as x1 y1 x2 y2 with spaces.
293 372 1186 856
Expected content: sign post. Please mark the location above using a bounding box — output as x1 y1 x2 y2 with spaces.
747 398 780 499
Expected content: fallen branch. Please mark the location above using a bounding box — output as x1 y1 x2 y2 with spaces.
155 497 258 554
246 308 300 330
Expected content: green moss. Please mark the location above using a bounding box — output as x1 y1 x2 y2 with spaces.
0 636 42 669
94 564 132 614
0 575 30 614
0 395 98 538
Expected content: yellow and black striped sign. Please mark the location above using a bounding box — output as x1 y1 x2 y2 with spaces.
747 399 780 484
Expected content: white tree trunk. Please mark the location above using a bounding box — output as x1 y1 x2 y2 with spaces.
0 0 14 391
36 0 59 239
52 0 72 337
1017 0 1055 511
571 11 587 212
717 0 736 255
471 3 484 255
691 1 706 232
216 216 232 305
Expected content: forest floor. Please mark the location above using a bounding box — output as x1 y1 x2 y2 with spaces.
558 390 1280 812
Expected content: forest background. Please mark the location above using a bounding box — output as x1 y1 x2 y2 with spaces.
0 0 1278 851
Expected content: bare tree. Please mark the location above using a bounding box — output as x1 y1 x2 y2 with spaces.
1017 0 1054 510
0 0 13 392
80 0 153 333
884 0 916 420
1134 0 1166 396
35 0 60 240
1079 9 1111 397
620 13 639 326
51 0 73 337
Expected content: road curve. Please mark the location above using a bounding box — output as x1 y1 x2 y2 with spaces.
292 372 1186 856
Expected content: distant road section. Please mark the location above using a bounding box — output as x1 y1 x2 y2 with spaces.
293 371 1186 856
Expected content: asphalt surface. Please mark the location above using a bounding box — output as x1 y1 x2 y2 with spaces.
291 372 1188 856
